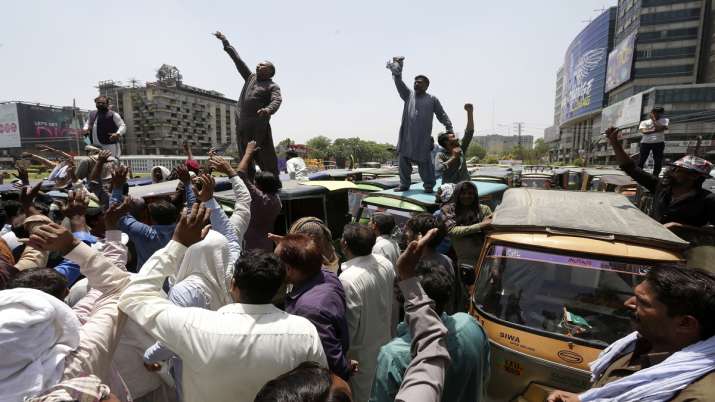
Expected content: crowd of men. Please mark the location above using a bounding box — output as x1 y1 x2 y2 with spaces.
1 32 715 402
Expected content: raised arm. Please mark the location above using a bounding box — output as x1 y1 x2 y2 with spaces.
21 152 56 169
433 98 453 133
89 150 112 208
394 229 450 402
118 204 212 359
238 140 259 175
461 103 475 150
210 156 252 244
606 127 658 193
194 174 241 265
214 31 252 80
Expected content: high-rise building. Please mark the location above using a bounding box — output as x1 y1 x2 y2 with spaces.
475 134 534 154
544 67 565 161
98 64 238 156
593 0 715 163
557 7 618 163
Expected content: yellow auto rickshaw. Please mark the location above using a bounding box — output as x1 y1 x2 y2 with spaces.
469 188 688 401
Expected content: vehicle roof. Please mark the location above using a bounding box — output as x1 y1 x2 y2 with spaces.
583 168 626 177
363 179 508 209
489 233 682 262
215 179 327 202
598 174 636 186
492 188 689 250
470 167 513 179
356 173 420 189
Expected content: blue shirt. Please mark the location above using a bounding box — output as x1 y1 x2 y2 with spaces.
370 312 490 402
285 269 351 380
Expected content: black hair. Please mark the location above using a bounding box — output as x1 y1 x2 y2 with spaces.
371 212 396 235
652 106 665 114
286 150 299 159
415 259 453 315
234 250 286 304
254 361 331 402
405 213 446 248
341 223 376 256
437 132 451 148
646 265 715 340
2 200 22 220
94 95 108 102
148 200 179 225
9 268 68 300
255 171 282 195
414 75 430 85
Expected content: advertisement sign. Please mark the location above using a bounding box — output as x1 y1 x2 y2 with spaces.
605 31 637 92
601 93 643 129
560 8 614 123
16 103 86 153
0 103 22 148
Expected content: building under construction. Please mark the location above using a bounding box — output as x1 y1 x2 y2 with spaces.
98 64 238 155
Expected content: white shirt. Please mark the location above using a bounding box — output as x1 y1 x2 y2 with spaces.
372 235 400 268
286 157 308 181
339 253 396 402
639 117 669 144
83 111 127 157
119 241 327 402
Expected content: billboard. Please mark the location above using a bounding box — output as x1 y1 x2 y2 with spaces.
560 8 613 123
15 103 86 153
0 104 22 148
605 31 637 92
601 93 643 129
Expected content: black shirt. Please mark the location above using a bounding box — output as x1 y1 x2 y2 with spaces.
621 160 715 227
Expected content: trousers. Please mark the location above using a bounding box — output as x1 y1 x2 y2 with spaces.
639 141 665 177
399 155 435 190
238 117 279 181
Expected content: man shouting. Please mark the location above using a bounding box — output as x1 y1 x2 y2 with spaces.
387 57 453 193
215 31 282 181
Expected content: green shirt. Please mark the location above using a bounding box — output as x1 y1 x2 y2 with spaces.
369 312 490 402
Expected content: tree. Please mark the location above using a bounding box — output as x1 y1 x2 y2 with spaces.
306 136 332 159
532 138 549 162
466 143 487 160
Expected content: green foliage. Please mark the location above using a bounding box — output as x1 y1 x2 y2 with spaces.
306 136 332 160
466 142 487 160
483 155 499 164
301 136 395 166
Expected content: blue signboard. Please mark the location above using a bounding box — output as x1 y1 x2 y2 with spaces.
605 31 637 92
560 9 614 123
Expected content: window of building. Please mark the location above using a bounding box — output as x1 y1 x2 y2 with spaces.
636 46 696 60
634 64 693 78
640 8 701 26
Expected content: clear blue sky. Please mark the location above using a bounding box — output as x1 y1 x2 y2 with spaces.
1 0 616 145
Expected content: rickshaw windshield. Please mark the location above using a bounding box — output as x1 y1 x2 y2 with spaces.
474 245 654 347
521 177 551 189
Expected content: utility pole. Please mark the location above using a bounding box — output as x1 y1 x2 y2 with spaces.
513 122 524 160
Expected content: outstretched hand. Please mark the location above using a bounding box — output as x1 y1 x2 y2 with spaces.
175 164 191 184
19 182 43 216
209 156 237 177
193 174 216 202
213 31 227 41
267 233 285 244
96 149 112 164
105 199 131 230
26 222 80 256
62 190 89 218
464 103 474 113
396 228 439 280
245 140 260 155
13 162 29 186
111 164 129 189
605 127 620 145
172 203 211 247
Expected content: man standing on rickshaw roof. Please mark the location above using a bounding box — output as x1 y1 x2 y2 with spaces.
605 127 715 234
215 31 282 182
387 57 453 193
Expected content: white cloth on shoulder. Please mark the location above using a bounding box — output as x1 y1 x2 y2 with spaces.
0 288 81 401
172 230 233 311
581 331 715 402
